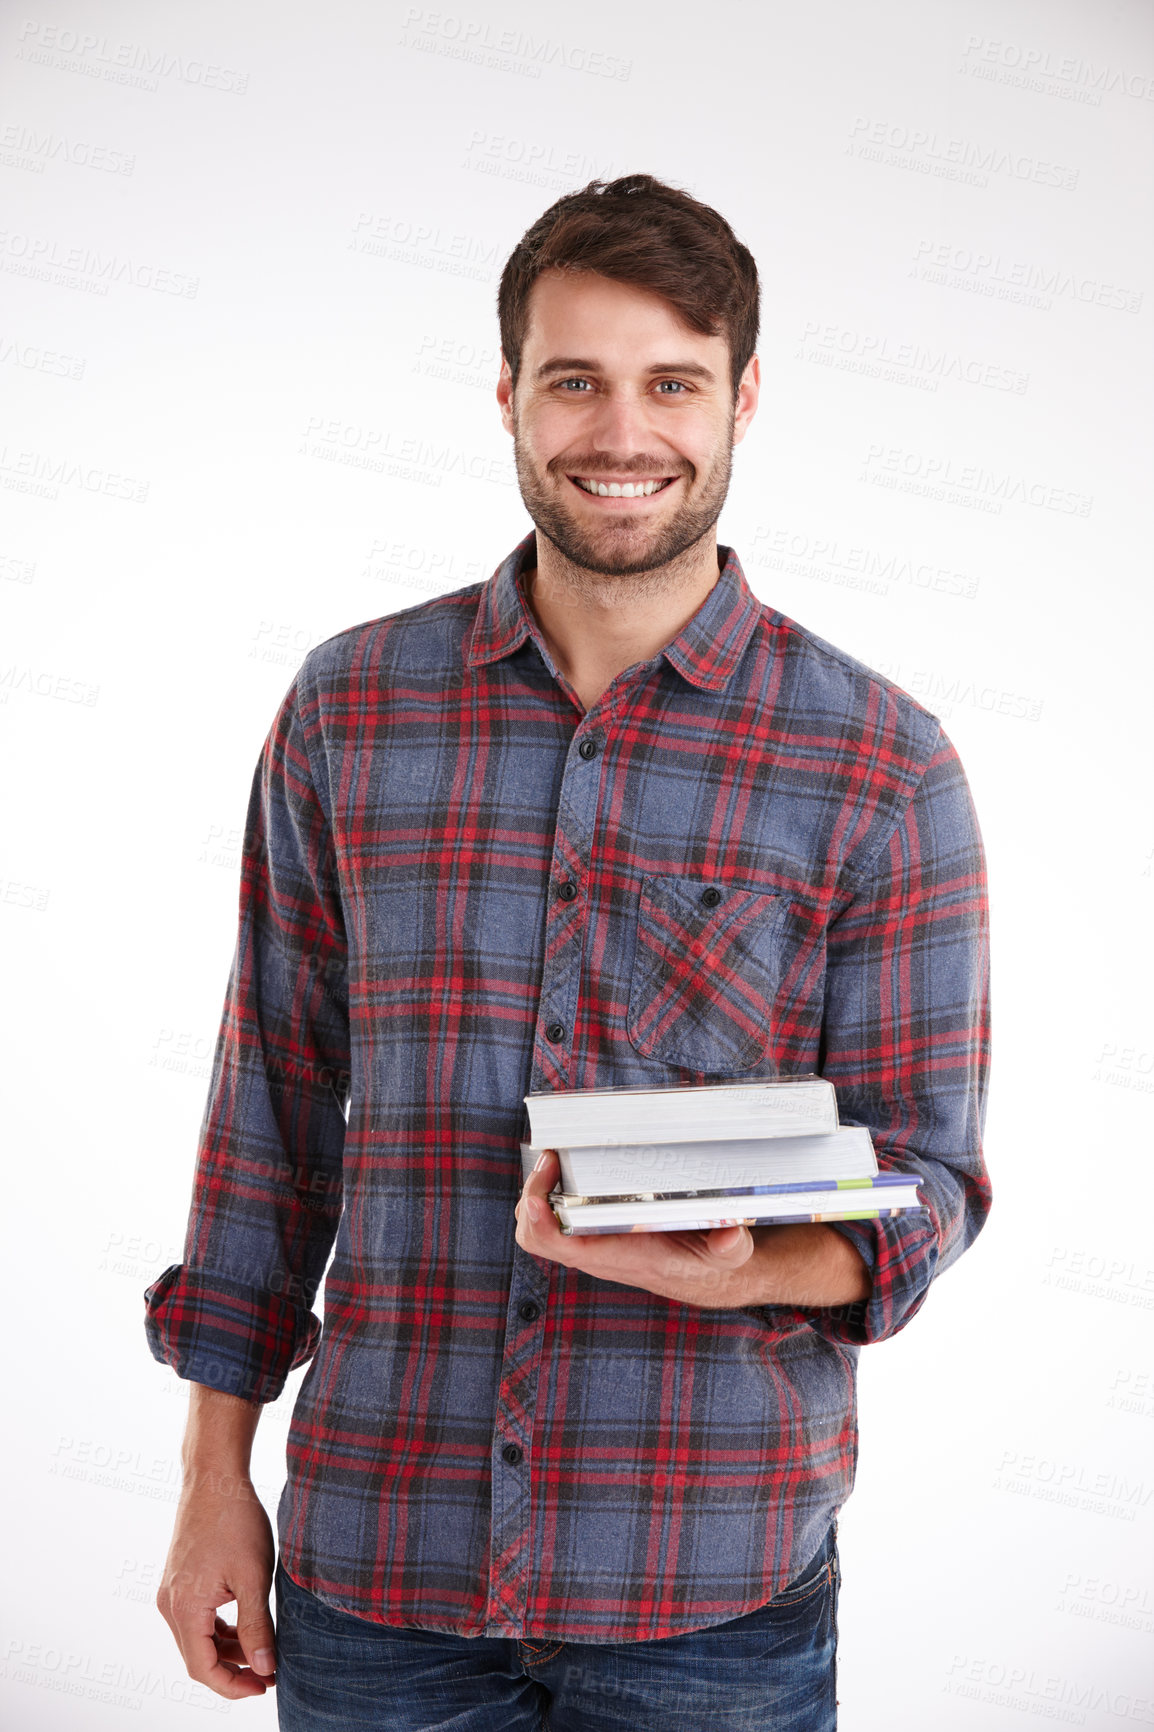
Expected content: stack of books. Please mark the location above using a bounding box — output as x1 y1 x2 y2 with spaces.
520 1075 926 1235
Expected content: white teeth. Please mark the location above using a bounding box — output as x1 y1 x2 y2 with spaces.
575 477 671 497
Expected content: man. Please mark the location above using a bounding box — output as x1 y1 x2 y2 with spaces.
146 174 991 1730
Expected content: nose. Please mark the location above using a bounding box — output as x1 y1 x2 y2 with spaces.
585 386 666 461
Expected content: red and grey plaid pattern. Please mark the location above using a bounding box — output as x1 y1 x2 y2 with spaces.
144 529 991 1640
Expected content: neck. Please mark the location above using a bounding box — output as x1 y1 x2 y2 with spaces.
522 535 722 713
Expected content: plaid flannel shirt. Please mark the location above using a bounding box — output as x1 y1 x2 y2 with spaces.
144 529 991 1641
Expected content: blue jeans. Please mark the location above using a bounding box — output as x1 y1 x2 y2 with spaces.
272 1518 839 1730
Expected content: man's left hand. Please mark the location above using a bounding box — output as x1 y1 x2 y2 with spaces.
514 1150 758 1308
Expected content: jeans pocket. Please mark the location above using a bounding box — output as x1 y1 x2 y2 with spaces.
765 1522 835 1610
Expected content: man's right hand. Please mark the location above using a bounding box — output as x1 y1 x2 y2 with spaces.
156 1467 278 1700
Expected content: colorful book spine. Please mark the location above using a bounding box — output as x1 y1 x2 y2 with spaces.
556 1204 929 1236
557 1173 911 1205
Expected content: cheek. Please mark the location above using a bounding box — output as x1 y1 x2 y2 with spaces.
669 416 725 471
519 416 573 469
694 437 733 482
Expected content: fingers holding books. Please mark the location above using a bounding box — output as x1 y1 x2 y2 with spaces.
514 1148 758 1307
514 1147 562 1234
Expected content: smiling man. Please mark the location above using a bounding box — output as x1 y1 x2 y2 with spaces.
146 174 992 1732
500 266 755 713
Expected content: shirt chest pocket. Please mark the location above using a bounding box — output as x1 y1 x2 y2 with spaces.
626 874 824 1073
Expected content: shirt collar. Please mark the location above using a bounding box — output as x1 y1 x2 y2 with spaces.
463 529 762 694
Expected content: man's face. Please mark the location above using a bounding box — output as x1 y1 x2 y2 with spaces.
497 270 758 578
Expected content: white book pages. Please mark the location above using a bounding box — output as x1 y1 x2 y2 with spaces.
519 1125 878 1192
524 1076 837 1147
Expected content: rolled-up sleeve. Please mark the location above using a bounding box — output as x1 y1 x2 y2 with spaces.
144 670 348 1403
804 723 992 1347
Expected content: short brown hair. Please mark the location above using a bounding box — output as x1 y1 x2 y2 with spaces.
498 173 760 399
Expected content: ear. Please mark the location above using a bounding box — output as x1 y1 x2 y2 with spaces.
732 354 760 447
497 353 515 435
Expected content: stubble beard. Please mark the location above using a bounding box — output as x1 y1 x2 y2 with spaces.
510 401 736 606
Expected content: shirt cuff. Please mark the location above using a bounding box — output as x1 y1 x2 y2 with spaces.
143 1262 322 1404
799 1214 940 1347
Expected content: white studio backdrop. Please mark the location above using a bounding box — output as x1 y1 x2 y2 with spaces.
2 0 1151 1725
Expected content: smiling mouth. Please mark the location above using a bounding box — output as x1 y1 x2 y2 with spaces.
567 475 679 500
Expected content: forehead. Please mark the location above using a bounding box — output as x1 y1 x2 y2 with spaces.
522 268 722 361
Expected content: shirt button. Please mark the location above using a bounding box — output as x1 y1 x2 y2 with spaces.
701 886 722 907
518 1300 540 1321
557 879 577 901
502 1443 523 1465
578 739 597 759
546 1022 565 1043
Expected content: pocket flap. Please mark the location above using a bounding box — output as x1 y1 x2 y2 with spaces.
627 874 795 1071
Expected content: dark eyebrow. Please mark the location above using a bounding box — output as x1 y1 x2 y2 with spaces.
532 357 717 385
